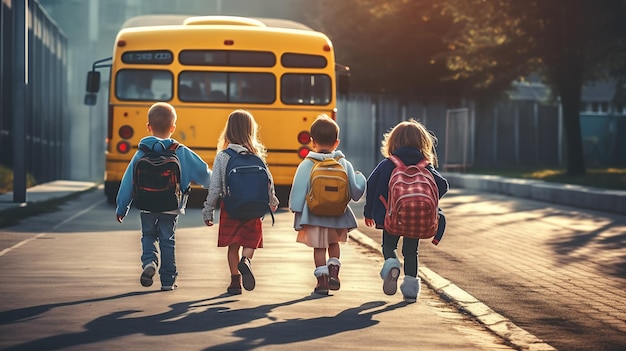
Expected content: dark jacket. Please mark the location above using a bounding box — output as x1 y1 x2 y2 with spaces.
364 146 449 228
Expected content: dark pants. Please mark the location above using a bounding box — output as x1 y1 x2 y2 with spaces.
381 230 419 277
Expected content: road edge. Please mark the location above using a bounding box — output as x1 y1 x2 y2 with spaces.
349 230 557 351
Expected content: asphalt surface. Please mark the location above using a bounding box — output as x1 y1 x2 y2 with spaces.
1 177 625 350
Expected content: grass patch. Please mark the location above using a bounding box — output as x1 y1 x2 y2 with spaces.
466 167 626 191
0 165 37 194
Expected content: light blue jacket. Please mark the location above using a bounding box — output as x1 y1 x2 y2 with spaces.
289 150 366 230
116 136 212 217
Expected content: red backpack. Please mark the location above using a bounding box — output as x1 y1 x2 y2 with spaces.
379 156 439 239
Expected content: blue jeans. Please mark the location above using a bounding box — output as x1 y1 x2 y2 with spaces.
382 230 419 277
140 212 178 286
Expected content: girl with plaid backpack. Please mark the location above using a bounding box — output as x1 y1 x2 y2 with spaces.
364 119 448 302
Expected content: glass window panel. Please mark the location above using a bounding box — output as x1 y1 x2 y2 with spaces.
281 74 331 105
116 69 173 101
281 53 327 68
180 50 275 67
179 71 275 103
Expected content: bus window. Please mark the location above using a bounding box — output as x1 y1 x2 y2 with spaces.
179 71 275 103
281 74 331 105
180 50 275 67
229 73 275 103
281 53 327 68
116 69 173 101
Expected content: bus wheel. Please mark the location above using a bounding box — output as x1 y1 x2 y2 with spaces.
275 185 291 208
104 181 119 205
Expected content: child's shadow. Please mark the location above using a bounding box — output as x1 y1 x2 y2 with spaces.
3 293 324 351
204 300 410 350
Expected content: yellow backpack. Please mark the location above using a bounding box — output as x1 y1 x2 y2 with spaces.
306 156 350 216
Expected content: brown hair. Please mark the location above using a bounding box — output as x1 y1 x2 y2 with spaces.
218 109 267 160
147 102 177 134
310 114 339 146
381 119 435 163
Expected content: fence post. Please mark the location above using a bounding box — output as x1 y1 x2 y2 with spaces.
12 0 27 203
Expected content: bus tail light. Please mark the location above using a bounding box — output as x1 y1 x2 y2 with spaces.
297 131 311 144
119 125 134 139
117 141 131 154
298 146 310 159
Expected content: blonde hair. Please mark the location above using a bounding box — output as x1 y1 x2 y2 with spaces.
310 114 339 146
218 109 267 161
381 119 435 163
147 102 177 134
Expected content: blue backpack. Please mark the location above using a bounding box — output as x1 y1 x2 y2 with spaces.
223 148 274 223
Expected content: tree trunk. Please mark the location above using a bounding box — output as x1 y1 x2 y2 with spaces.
558 80 586 176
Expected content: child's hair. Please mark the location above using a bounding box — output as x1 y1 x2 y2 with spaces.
148 102 177 134
381 119 435 163
218 109 267 160
310 114 339 146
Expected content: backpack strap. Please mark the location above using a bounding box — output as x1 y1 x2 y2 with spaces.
167 142 180 152
389 155 405 168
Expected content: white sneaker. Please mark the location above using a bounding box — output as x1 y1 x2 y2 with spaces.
161 284 178 291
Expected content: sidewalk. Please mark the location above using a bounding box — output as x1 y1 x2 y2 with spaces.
0 178 563 350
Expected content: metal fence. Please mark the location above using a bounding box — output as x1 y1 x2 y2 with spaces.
0 0 68 183
337 94 626 176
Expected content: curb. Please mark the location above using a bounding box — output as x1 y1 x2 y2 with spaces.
443 172 626 216
348 230 556 351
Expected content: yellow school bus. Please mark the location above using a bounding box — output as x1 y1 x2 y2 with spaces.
85 15 349 204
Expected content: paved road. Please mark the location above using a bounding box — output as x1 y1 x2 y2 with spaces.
353 188 626 351
0 186 521 351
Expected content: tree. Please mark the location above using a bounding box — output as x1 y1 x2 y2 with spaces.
439 0 626 175
308 0 465 100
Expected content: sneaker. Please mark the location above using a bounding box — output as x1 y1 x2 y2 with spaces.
380 258 401 295
228 274 242 295
140 262 157 287
328 264 340 291
314 275 329 295
238 257 256 291
161 284 178 291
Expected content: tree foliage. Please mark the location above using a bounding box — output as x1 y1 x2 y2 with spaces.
308 0 465 101
439 0 626 175
309 0 626 175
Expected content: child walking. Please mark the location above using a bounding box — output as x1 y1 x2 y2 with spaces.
364 119 448 302
116 102 212 291
202 109 279 295
289 114 366 295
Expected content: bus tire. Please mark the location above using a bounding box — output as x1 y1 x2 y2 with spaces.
104 181 120 205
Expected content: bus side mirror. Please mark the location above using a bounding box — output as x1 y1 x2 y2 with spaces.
86 71 101 93
336 63 350 96
84 93 97 106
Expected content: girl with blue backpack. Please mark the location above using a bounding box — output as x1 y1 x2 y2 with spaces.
202 110 279 295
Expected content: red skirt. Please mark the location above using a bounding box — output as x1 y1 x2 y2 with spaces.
217 203 263 249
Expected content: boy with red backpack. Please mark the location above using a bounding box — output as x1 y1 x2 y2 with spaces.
364 119 448 302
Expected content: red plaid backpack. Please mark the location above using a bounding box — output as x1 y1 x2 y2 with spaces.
379 156 439 239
